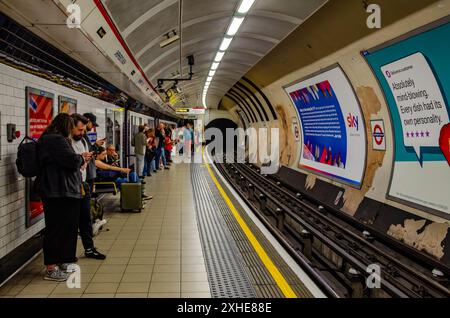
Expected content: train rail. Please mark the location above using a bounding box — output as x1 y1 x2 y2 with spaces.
214 158 450 298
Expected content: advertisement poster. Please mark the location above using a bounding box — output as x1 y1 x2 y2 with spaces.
365 20 450 217
285 66 366 188
26 87 54 227
58 95 77 114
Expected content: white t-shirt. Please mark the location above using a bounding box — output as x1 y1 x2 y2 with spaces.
71 138 88 182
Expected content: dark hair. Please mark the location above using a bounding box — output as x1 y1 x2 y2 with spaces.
71 113 89 126
95 146 106 156
42 113 74 138
138 125 145 132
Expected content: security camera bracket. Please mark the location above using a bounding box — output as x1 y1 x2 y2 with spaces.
156 55 195 90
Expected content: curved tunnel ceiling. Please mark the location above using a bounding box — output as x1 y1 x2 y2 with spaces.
102 0 328 109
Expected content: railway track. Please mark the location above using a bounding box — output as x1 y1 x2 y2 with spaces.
214 159 450 298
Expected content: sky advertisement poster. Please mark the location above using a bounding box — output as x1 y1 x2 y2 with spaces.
285 66 366 188
365 21 450 216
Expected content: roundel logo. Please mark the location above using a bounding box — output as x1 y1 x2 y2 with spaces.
294 125 299 139
373 124 385 145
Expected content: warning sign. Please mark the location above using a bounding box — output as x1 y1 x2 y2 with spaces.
371 119 386 151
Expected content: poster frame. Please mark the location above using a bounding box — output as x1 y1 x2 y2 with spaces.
25 86 55 227
283 63 368 189
58 95 77 114
362 16 450 219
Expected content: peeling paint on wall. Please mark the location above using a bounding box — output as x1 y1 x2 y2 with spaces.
388 219 449 259
341 86 386 215
305 174 317 190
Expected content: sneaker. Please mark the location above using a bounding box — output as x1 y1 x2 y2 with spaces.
60 263 78 273
143 195 153 201
92 219 107 236
164 166 170 170
85 247 106 260
44 267 69 282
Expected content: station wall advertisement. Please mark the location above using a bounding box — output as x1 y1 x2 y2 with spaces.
58 95 77 114
284 66 367 188
26 87 55 227
364 19 450 217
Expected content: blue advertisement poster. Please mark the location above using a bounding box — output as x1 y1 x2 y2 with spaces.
285 66 366 188
290 80 348 169
365 19 450 216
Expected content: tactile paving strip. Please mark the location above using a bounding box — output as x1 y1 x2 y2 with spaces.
191 163 256 298
202 163 314 298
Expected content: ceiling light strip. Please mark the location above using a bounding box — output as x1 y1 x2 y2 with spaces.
202 0 256 108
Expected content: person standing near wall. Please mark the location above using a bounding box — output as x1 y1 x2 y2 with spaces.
37 113 89 281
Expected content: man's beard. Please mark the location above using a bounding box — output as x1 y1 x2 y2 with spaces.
73 134 83 141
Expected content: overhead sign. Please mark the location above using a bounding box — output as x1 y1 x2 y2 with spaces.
371 119 386 151
365 20 450 216
176 108 205 115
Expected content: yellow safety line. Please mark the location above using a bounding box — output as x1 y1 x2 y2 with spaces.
202 153 297 298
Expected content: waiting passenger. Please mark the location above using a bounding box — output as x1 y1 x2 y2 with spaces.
183 123 192 159
155 123 169 170
37 113 89 282
95 147 132 184
70 114 106 260
132 125 147 178
95 147 152 199
165 129 173 164
144 129 156 176
105 145 120 167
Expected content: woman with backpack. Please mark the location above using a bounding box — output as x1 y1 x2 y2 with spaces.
36 113 91 282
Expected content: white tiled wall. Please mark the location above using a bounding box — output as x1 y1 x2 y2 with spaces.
0 63 119 259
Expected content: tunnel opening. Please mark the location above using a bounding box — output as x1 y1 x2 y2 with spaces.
205 118 238 157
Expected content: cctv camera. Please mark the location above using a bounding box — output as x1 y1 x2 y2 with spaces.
187 55 195 66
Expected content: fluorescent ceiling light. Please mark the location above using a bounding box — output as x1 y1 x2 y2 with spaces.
209 70 216 77
237 0 256 14
220 37 233 51
214 51 225 62
211 62 220 70
206 77 212 82
226 16 244 36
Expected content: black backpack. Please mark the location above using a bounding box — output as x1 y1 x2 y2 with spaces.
16 136 40 178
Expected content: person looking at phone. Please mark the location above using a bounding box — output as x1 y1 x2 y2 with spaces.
95 148 131 175
70 114 107 260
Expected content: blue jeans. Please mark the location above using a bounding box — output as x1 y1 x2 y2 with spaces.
143 159 148 176
161 148 167 167
150 159 156 171
155 148 167 169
